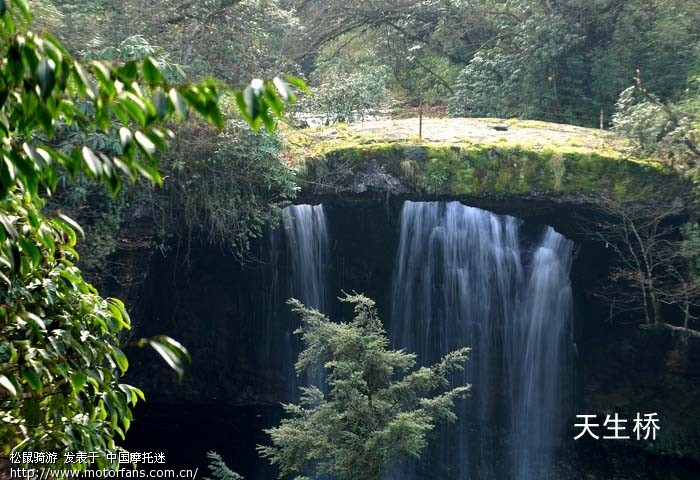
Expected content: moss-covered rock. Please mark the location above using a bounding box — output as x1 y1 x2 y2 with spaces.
283 118 689 202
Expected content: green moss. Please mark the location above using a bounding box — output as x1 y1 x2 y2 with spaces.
283 119 688 201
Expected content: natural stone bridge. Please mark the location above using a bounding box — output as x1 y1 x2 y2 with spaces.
283 118 687 207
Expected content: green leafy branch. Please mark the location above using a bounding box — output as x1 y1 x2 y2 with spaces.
0 0 305 464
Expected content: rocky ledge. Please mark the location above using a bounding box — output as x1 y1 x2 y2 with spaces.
282 117 689 204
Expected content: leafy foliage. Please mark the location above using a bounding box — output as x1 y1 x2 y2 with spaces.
204 451 243 480
447 0 700 125
1 4 233 198
161 111 297 257
448 1 586 121
389 52 458 106
175 0 302 85
597 0 700 105
46 174 126 274
83 34 187 82
305 67 390 124
48 0 302 87
294 0 700 127
1 0 300 465
258 293 470 480
612 86 676 157
612 78 700 166
681 221 700 277
0 192 142 466
293 0 472 108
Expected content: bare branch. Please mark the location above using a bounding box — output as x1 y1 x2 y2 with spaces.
583 196 697 332
641 322 700 339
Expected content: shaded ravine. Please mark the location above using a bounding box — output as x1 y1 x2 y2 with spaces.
120 199 700 480
389 201 574 479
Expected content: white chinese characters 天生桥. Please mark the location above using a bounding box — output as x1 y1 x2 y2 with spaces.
574 413 660 440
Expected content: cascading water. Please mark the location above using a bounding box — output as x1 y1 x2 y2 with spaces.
274 201 571 477
279 204 330 395
281 204 330 311
508 226 573 480
389 201 573 479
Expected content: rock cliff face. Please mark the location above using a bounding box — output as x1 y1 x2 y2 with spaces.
106 119 698 478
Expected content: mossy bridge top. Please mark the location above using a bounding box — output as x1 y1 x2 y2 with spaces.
281 118 686 203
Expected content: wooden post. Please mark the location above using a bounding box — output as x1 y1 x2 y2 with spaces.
418 97 423 139
599 109 604 130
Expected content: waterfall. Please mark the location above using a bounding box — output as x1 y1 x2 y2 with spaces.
508 227 573 480
390 201 573 479
280 204 331 394
281 204 330 312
